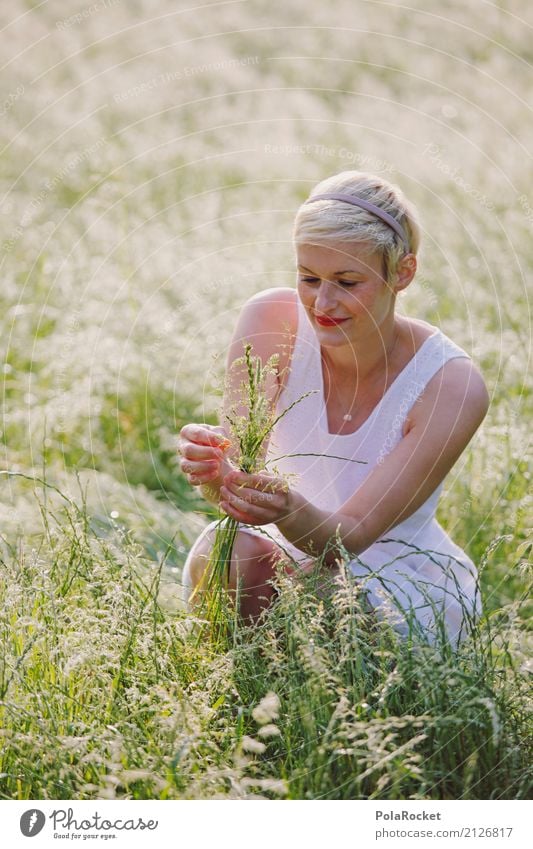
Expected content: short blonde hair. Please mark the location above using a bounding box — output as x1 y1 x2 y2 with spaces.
293 170 421 283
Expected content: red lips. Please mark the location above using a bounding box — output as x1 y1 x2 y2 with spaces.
315 314 350 327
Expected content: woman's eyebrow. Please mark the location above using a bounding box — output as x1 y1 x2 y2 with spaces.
297 264 364 276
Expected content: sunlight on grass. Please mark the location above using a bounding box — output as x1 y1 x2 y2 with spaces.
0 0 530 800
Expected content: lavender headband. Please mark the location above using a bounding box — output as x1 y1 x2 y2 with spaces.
304 192 410 253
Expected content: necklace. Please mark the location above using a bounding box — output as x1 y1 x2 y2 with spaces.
321 361 356 421
322 329 400 424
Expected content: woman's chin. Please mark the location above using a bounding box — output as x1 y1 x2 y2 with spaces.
313 326 354 346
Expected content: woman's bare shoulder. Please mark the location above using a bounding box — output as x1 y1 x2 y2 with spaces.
228 288 298 372
244 287 298 334
399 315 439 350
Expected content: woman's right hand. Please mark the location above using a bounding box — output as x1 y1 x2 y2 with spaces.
177 423 233 487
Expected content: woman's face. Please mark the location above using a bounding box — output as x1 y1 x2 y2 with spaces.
296 240 396 348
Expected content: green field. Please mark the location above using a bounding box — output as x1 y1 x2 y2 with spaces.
0 0 531 799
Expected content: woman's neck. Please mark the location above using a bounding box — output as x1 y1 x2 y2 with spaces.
321 315 402 383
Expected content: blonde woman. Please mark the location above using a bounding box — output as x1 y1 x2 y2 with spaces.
178 171 489 645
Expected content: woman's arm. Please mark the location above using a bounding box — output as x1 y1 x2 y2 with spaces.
221 357 490 566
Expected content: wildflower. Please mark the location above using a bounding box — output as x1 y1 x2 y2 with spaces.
252 691 281 725
257 723 281 738
241 735 266 754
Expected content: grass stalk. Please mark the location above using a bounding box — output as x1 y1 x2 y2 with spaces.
193 343 313 648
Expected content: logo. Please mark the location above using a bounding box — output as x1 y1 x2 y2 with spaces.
20 809 46 837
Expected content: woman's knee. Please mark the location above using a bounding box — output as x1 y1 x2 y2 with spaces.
182 526 281 616
228 532 280 618
229 533 278 585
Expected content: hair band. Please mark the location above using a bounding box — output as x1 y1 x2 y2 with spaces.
304 192 410 253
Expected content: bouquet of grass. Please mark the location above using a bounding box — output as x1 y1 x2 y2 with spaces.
193 342 312 647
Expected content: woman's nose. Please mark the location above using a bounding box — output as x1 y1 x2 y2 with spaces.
314 280 337 310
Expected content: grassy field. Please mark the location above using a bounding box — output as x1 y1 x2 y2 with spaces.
0 0 531 799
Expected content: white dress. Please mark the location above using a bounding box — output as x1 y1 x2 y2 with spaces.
183 299 481 645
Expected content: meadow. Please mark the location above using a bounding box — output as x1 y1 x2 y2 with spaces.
0 0 531 799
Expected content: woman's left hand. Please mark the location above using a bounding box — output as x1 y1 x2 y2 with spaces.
219 470 293 525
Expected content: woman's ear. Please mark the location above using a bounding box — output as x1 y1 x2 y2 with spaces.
394 253 417 293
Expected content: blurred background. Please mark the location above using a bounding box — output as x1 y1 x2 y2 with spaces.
0 0 531 613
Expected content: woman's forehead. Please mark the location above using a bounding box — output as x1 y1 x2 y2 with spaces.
296 240 382 273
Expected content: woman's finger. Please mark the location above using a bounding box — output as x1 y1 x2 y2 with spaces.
177 440 224 461
224 470 287 493
220 486 274 519
219 499 269 525
222 480 279 508
189 471 220 485
179 423 231 449
180 459 219 476
219 501 256 524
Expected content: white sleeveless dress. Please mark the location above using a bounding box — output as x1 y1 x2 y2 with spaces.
184 298 481 645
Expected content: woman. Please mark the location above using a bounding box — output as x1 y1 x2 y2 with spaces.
178 171 489 645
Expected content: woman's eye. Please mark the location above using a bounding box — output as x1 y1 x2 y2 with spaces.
299 275 359 287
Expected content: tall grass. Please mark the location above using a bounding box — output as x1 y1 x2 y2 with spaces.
0 0 531 800
0 486 530 800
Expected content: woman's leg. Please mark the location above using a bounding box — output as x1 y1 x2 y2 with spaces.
182 523 284 621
